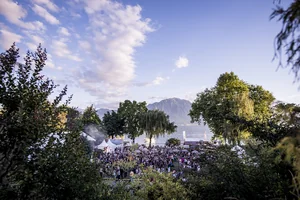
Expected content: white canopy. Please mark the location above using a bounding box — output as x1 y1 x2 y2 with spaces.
107 139 117 148
96 140 108 150
81 132 96 142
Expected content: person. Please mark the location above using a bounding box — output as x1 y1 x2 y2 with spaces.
116 167 121 180
130 171 134 182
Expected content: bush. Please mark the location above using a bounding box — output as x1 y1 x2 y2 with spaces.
0 44 106 199
166 138 181 147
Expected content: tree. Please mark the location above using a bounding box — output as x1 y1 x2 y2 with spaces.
0 44 105 199
101 110 125 138
184 145 291 200
189 72 274 145
134 168 188 200
271 0 300 81
273 102 300 125
66 106 82 131
248 84 275 120
166 138 181 147
139 110 177 147
82 105 101 127
117 100 148 143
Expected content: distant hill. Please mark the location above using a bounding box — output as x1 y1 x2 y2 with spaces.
96 108 112 119
147 98 193 125
92 98 211 138
93 98 194 124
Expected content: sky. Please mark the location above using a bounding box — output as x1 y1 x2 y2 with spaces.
0 0 298 109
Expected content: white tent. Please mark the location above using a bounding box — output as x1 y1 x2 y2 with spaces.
96 140 109 150
107 139 120 150
81 132 96 142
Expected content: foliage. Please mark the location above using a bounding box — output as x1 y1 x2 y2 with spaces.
248 84 275 120
271 0 300 81
134 168 188 200
82 105 101 127
66 106 82 131
184 145 291 200
189 72 274 145
130 143 139 151
101 110 125 138
274 101 300 126
165 138 181 147
117 100 148 143
113 160 137 172
0 44 105 199
139 110 177 147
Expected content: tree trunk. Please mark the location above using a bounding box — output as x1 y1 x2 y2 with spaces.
149 134 152 148
132 137 135 144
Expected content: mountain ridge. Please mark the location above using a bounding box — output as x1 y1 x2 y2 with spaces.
93 98 193 125
147 98 193 125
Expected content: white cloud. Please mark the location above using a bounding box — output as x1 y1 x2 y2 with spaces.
31 34 44 44
57 27 70 36
46 53 55 68
0 29 22 49
70 11 81 18
134 76 169 87
78 40 91 51
32 0 59 12
75 34 81 39
44 53 63 70
52 39 82 61
152 76 167 85
175 56 189 68
32 4 60 25
75 0 153 99
25 42 36 51
0 0 46 31
23 31 45 50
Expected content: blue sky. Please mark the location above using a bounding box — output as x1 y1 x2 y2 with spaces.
0 0 298 109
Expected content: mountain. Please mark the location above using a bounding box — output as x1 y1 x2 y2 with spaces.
147 98 193 125
95 98 212 138
96 108 112 119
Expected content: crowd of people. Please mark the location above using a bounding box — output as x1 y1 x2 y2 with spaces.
95 144 210 180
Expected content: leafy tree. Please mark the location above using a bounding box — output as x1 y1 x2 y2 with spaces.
134 168 188 200
82 105 101 126
117 100 148 143
66 106 82 131
185 145 291 200
248 84 275 120
189 72 274 145
0 44 105 199
166 138 181 147
139 110 177 147
101 110 125 138
271 0 300 81
273 102 300 125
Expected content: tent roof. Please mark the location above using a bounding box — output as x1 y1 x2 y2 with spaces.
96 140 108 149
107 139 118 147
81 132 96 142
